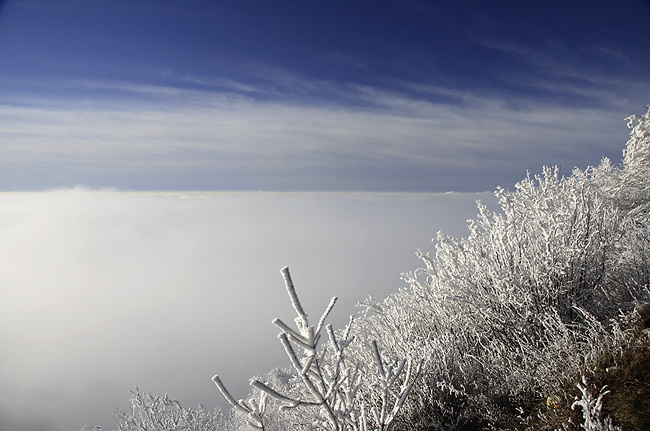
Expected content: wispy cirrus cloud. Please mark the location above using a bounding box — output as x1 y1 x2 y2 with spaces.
0 58 645 192
474 38 650 109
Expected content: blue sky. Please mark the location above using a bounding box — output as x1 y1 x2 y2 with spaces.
0 0 649 191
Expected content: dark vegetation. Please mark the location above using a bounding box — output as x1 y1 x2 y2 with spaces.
500 304 650 431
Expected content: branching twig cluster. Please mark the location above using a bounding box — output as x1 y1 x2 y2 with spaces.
214 267 421 430
570 377 621 431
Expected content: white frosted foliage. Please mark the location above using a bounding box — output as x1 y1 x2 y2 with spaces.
214 267 420 430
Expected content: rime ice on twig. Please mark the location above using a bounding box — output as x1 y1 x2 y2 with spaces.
368 340 423 431
571 376 621 431
215 267 421 430
281 267 308 323
212 375 265 430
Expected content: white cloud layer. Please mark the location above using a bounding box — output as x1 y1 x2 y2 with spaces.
0 190 492 431
1 71 645 191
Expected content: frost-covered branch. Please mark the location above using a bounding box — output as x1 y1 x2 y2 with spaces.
368 340 423 431
212 375 266 430
571 376 621 431
249 267 357 430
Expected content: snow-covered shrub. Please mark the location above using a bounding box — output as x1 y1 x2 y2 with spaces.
214 267 421 430
111 388 230 431
609 110 650 216
213 266 356 430
353 107 650 428
570 377 621 431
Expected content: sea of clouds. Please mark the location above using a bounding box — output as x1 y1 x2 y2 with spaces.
0 189 493 431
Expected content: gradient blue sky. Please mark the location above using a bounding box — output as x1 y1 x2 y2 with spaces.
1 0 649 191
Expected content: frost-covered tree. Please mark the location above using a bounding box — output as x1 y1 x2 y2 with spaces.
354 107 650 428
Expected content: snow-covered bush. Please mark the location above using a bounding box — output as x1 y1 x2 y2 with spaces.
213 267 421 431
570 377 621 431
111 388 231 431
353 107 650 428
